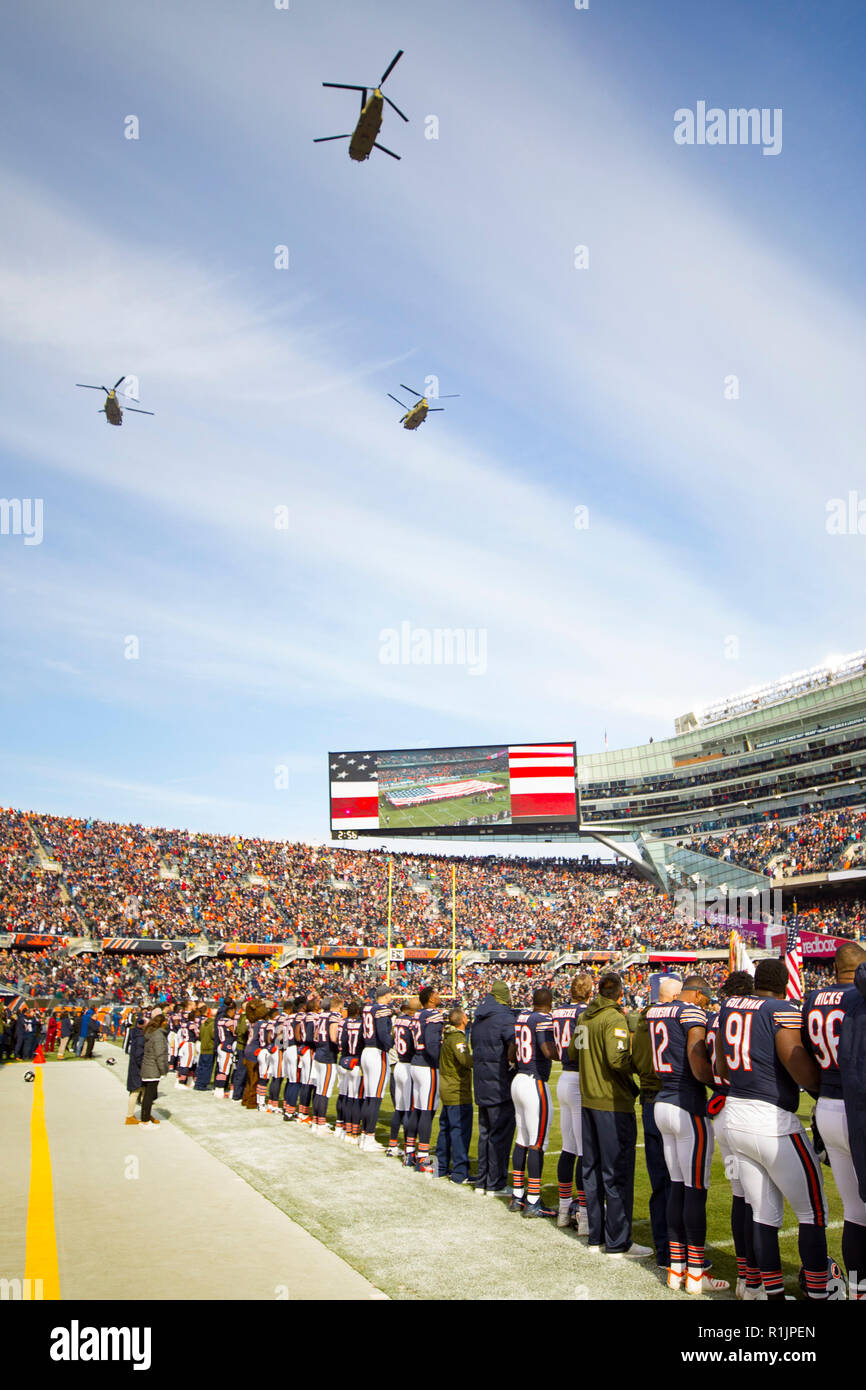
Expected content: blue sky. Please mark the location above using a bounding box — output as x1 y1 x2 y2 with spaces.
2 0 866 844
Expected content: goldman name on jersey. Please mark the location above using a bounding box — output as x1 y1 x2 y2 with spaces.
49 1321 152 1371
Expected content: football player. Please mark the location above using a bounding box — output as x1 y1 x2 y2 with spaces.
296 994 319 1127
359 985 395 1151
214 1005 237 1100
311 995 343 1133
175 1008 196 1088
802 941 866 1299
337 998 364 1144
266 1000 290 1114
507 986 556 1218
410 985 444 1174
717 957 844 1301
647 975 729 1296
388 997 418 1160
256 1005 278 1110
706 971 762 1299
552 974 593 1233
281 995 305 1121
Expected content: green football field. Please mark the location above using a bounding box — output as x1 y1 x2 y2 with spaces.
349 1064 845 1297
378 770 511 829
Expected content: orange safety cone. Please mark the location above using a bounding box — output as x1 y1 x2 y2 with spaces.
35 1044 46 1065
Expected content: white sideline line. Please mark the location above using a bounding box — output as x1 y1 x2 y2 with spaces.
712 1219 843 1250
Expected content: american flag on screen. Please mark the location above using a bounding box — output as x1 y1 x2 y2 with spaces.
508 743 577 821
329 751 379 829
784 921 804 1001
385 779 501 807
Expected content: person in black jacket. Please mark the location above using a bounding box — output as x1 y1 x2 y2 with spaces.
125 1012 146 1124
840 959 866 1301
83 1011 101 1058
469 981 516 1196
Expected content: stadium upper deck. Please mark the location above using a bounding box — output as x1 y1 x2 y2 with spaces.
578 651 866 838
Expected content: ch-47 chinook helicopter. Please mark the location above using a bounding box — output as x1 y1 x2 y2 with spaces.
75 376 155 426
388 384 460 431
314 50 408 162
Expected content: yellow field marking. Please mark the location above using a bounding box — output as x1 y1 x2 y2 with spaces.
24 1067 61 1299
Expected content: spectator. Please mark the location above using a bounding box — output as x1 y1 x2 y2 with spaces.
470 981 516 1196
574 972 649 1260
75 1005 93 1057
57 1007 73 1059
139 1011 168 1127
83 1010 101 1058
436 1007 474 1185
125 1013 146 1125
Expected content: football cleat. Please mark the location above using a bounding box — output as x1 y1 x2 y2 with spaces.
508 1196 527 1213
575 1210 589 1236
524 1201 556 1218
686 1272 730 1296
556 1210 572 1228
741 1284 767 1301
385 1146 402 1158
667 1268 686 1291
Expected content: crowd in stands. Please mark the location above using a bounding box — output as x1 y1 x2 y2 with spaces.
678 807 866 877
3 808 866 975
1 809 745 954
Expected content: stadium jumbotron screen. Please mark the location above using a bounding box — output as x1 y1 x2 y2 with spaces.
328 742 578 838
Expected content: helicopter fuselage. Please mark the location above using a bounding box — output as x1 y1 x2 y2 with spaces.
349 92 385 161
402 399 429 429
103 392 123 426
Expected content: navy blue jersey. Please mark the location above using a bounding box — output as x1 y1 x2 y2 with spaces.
717 995 803 1113
514 1009 555 1083
392 1014 417 1064
412 1007 444 1067
273 1012 291 1049
339 1017 362 1062
245 1017 267 1060
313 1009 342 1062
216 1015 236 1050
297 1013 316 1051
551 1003 586 1073
705 1009 727 1095
360 1000 394 1052
802 985 858 1100
646 999 708 1113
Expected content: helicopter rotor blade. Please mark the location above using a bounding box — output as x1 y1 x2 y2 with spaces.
379 50 403 86
124 408 155 416
436 394 461 399
400 385 423 398
427 408 445 412
313 134 352 142
373 142 400 160
322 83 367 92
387 393 410 409
384 96 409 122
113 376 126 390
76 383 108 392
